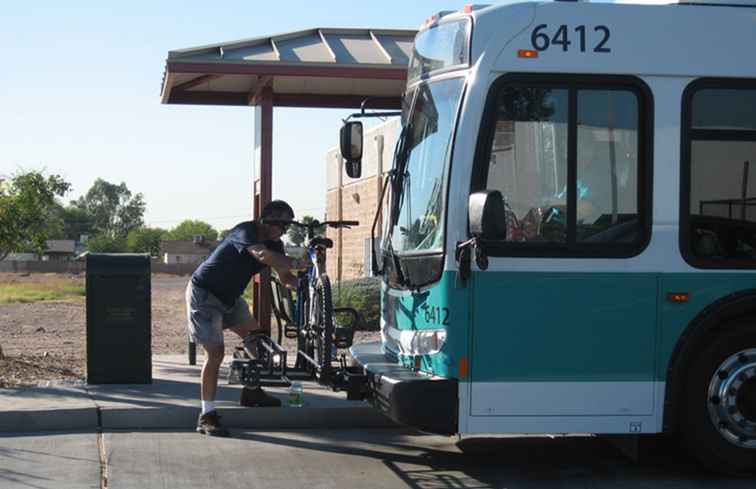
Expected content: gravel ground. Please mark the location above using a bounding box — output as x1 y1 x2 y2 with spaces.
0 273 378 387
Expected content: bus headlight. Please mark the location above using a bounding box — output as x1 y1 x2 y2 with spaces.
385 326 447 356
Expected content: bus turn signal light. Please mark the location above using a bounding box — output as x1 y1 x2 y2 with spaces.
667 292 690 303
459 357 469 379
518 49 539 59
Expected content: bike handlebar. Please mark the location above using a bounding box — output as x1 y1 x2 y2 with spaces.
288 219 359 229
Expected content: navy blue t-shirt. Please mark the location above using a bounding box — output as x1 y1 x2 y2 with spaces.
191 221 284 307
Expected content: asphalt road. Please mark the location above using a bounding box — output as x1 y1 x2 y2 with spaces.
1 429 753 489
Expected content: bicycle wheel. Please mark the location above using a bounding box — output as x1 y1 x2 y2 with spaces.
313 274 335 373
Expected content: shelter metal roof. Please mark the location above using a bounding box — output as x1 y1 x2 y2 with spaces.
161 28 417 109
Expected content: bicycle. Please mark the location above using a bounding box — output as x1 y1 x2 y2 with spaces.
286 219 359 383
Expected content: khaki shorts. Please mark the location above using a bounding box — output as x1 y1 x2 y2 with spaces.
185 281 253 346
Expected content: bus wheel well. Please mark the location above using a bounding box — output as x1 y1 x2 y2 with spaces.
664 289 756 434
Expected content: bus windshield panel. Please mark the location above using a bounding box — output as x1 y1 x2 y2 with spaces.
389 77 464 254
407 19 470 83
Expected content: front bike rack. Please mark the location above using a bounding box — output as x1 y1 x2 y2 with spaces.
228 332 369 402
227 335 310 388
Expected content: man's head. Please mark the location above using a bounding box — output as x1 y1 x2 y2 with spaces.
259 200 295 240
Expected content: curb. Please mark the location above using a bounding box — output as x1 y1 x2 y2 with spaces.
1 394 395 433
0 408 99 433
99 405 394 430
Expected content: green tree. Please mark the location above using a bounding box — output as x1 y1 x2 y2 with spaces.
72 179 145 239
42 202 67 241
0 170 71 260
127 227 167 256
86 233 127 253
59 205 96 241
167 220 218 241
286 215 323 246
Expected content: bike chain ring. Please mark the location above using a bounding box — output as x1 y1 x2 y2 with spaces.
240 361 261 387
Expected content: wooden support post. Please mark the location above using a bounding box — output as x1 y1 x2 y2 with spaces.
252 85 273 333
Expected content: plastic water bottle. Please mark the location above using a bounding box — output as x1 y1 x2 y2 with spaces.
288 382 304 407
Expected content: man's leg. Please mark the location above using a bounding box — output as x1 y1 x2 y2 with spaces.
200 343 225 403
226 299 281 407
226 294 265 357
186 282 230 436
230 317 264 357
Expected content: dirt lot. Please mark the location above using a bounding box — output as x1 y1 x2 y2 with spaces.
0 273 377 387
0 273 187 386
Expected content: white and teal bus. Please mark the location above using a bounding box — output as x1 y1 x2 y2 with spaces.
341 0 756 474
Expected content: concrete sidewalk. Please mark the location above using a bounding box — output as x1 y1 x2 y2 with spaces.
0 355 393 433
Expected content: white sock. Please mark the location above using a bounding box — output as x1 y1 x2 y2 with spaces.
201 400 215 415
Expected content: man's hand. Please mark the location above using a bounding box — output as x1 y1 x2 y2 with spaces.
275 270 299 289
247 245 311 278
290 256 309 270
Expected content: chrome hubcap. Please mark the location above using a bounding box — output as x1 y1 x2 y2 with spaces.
707 348 756 449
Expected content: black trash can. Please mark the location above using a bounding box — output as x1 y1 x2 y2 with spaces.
86 253 151 384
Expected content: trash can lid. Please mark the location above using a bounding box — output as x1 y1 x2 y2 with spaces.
86 253 151 275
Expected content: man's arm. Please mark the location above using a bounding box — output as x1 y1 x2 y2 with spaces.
247 244 306 270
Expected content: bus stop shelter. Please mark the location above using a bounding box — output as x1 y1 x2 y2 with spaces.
160 27 416 330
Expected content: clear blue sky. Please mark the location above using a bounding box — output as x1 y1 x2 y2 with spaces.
0 0 646 232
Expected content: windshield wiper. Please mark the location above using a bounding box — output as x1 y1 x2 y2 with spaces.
388 124 410 230
370 169 408 287
370 169 394 276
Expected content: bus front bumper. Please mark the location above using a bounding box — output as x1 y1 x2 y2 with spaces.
349 341 457 435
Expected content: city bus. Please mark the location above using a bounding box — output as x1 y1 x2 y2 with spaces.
340 0 756 474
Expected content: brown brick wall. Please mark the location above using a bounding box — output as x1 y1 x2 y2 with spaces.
325 175 382 282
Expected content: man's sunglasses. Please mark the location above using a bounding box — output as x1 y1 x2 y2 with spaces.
265 219 291 231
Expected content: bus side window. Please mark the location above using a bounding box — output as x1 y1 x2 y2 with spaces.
486 87 569 244
683 83 756 267
575 90 640 244
477 76 649 255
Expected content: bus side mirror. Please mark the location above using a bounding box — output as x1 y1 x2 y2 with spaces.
340 121 363 179
468 190 507 240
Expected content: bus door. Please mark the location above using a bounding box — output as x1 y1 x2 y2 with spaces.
468 77 658 419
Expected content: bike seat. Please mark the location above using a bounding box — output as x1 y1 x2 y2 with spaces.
310 236 334 249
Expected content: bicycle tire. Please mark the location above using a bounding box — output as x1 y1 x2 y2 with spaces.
314 274 335 372
296 283 314 374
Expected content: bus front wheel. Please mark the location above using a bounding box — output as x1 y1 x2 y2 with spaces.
681 321 756 475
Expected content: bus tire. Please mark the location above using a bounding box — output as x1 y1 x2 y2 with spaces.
681 320 756 475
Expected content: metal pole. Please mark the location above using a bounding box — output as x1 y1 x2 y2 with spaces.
337 153 343 284
608 94 619 225
742 161 749 221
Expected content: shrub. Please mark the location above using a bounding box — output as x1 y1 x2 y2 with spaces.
333 277 381 331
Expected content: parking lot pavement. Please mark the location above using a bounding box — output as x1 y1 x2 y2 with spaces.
2 429 753 489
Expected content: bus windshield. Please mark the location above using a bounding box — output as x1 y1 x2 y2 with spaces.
407 19 470 83
388 77 465 254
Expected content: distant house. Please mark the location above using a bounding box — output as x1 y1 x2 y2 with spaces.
42 240 77 261
160 236 219 264
5 237 86 262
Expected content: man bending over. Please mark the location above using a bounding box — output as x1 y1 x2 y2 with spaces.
185 200 305 436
